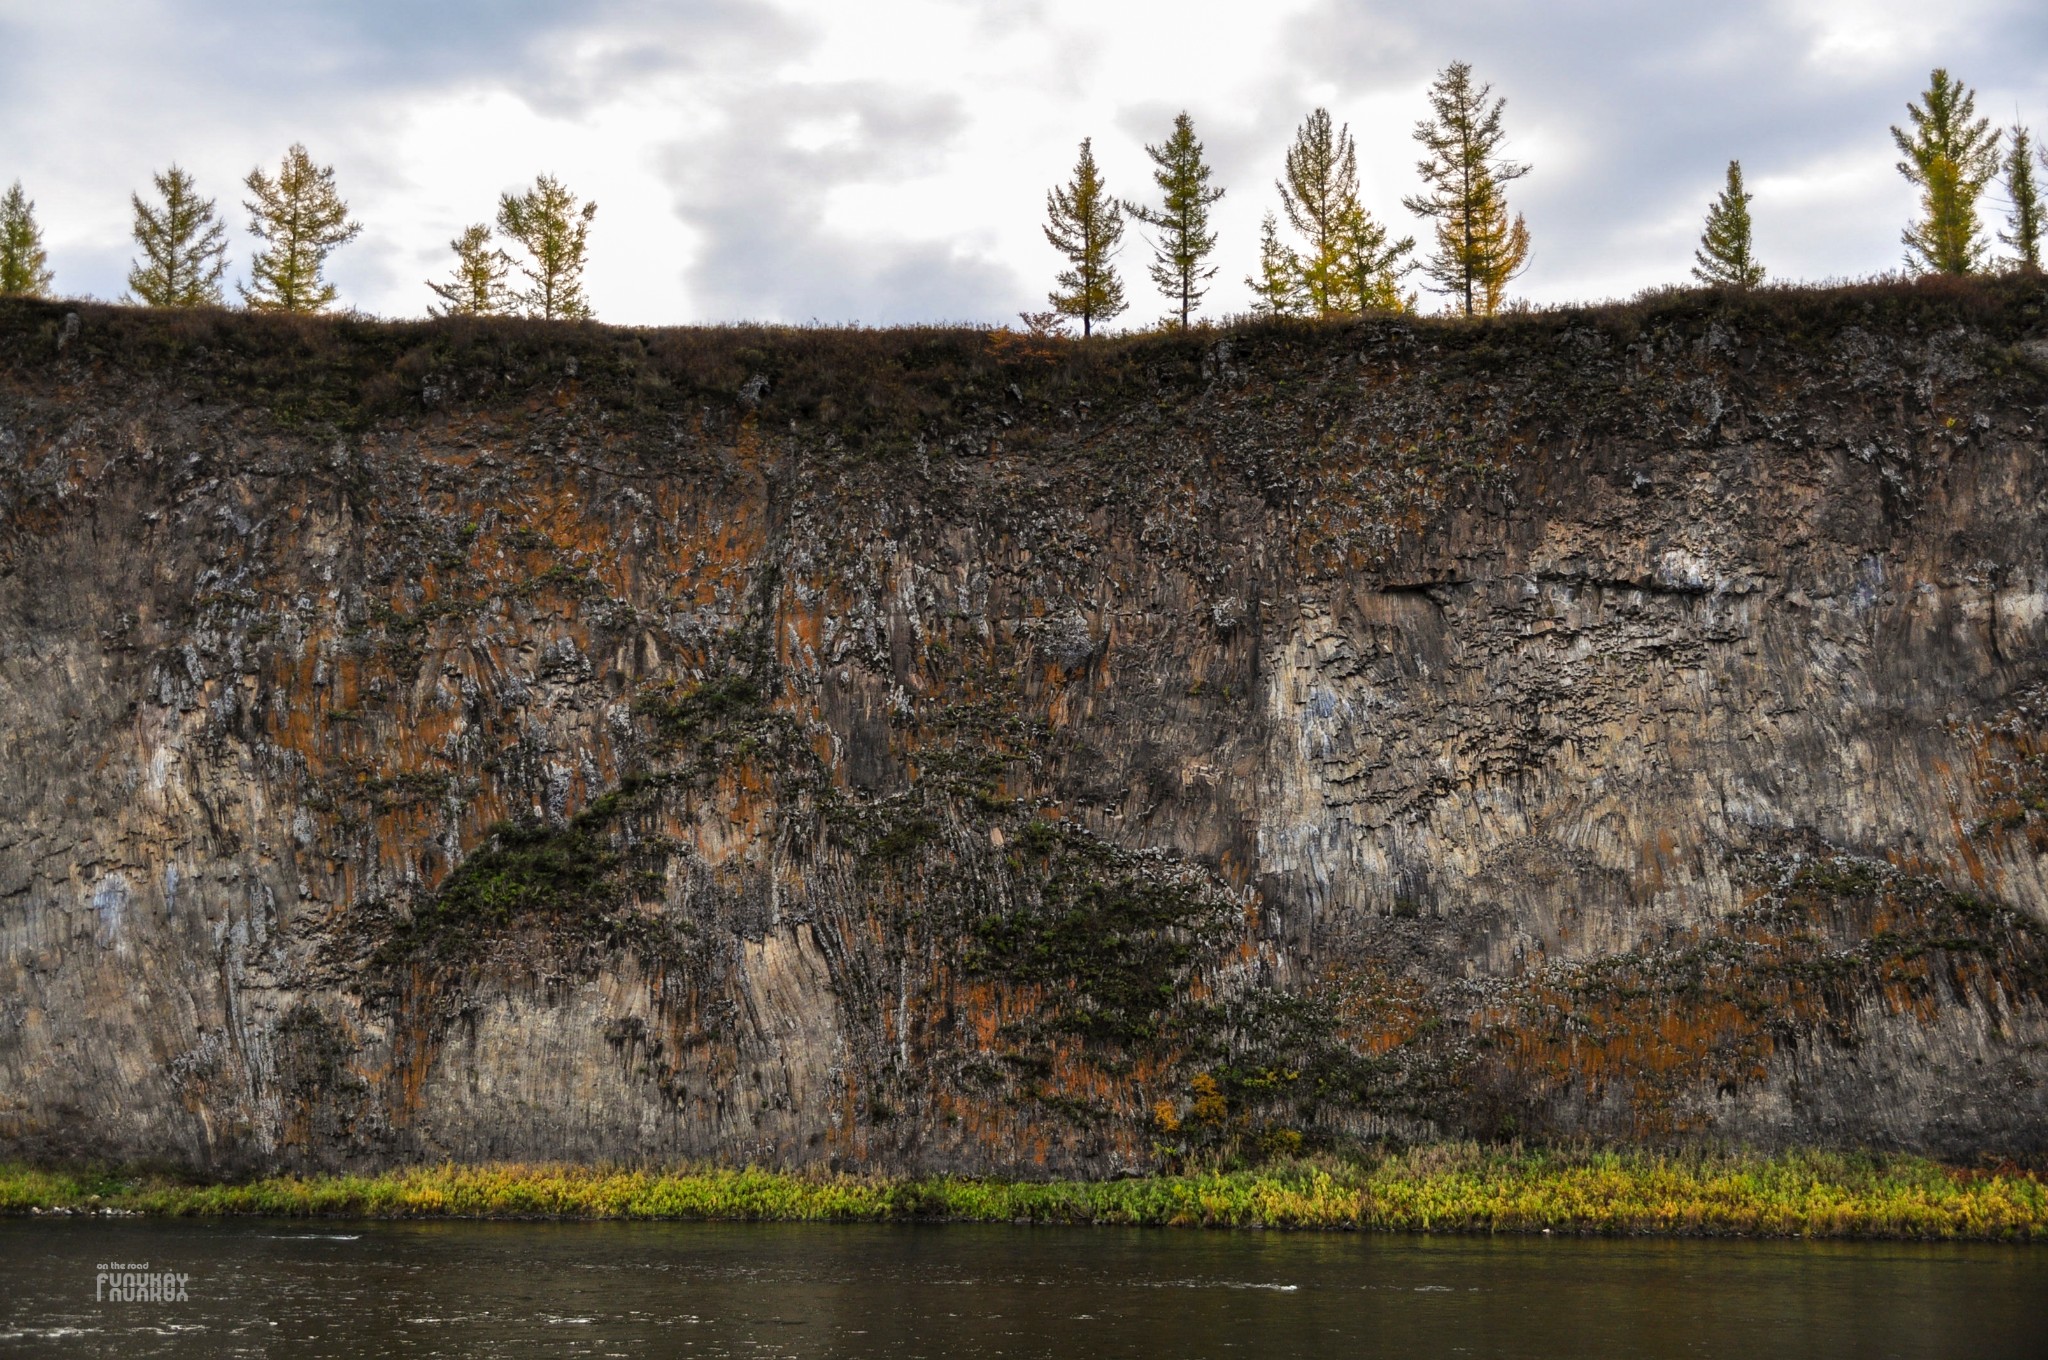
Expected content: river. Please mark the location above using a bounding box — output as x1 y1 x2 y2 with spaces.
1 1218 2041 1357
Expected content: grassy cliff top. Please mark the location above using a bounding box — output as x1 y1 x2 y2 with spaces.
3 276 2044 448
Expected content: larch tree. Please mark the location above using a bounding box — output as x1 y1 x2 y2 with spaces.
427 223 514 317
2000 126 2043 272
1891 69 2001 275
241 144 361 313
497 175 597 321
127 166 229 307
1404 61 1531 316
1043 138 1127 337
1333 202 1415 315
1691 160 1766 288
1125 112 1224 330
1246 211 1305 317
0 182 54 298
1255 107 1411 321
1275 108 1360 316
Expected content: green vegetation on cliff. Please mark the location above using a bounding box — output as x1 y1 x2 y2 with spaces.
4 1149 2043 1240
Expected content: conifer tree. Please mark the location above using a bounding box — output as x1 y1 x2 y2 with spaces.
1475 213 1531 317
1275 108 1359 316
1405 61 1531 316
1334 204 1415 314
1043 138 1126 337
240 144 361 313
1125 112 1225 330
0 182 54 298
1246 211 1305 317
497 175 597 321
1891 69 2001 275
127 166 229 307
1259 113 1411 318
427 224 514 317
2000 126 2043 272
1691 160 1766 288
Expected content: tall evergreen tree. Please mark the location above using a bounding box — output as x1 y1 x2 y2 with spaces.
240 144 361 313
0 182 54 298
2000 126 2043 272
1043 138 1126 337
1405 61 1531 316
1246 211 1305 317
1891 69 2001 275
127 166 229 307
1125 112 1224 329
1692 160 1766 288
427 223 514 317
497 175 597 321
1275 108 1359 316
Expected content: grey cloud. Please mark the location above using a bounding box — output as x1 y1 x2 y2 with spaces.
0 2 787 132
179 0 769 100
484 4 807 121
193 0 597 82
967 2 1053 37
668 83 1021 324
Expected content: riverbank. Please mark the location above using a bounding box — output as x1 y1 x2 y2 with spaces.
4 1147 2043 1240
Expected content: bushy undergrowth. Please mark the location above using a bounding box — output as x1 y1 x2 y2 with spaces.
5 1148 2042 1240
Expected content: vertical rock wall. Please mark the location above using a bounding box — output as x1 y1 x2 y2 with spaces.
2 286 2046 1172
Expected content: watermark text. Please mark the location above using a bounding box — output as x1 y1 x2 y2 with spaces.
95 1262 189 1303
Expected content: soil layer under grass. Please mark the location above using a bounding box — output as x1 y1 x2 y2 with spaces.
4 1148 2044 1240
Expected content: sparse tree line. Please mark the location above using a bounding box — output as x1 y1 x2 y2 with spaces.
1034 62 1534 333
0 143 598 319
1043 62 2048 333
1 64 2044 326
1686 67 2044 289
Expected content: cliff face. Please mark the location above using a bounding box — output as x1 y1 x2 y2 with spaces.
3 284 2047 1174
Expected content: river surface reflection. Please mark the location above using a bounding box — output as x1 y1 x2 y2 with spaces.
2 1217 2042 1358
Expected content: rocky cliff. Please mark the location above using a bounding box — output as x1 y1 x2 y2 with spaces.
3 282 2047 1175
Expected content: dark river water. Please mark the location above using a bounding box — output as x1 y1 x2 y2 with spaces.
1 1218 2041 1358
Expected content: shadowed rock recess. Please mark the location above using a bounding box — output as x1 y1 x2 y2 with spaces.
3 281 2047 1176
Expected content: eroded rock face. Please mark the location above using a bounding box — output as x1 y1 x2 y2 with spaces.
2 286 2046 1173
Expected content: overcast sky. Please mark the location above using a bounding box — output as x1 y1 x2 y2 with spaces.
5 1 2047 327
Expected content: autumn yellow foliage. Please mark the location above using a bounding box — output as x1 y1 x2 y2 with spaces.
4 1146 2043 1241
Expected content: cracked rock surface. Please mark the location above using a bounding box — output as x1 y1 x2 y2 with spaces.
2 283 2047 1174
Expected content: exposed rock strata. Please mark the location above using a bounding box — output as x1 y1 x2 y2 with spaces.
2 285 2046 1173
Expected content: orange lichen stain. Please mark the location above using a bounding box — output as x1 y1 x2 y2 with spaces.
381 967 446 1128
1322 964 1433 1057
781 598 826 658
1043 1044 1119 1106
1962 716 2048 860
1638 830 1679 892
1467 850 2048 1134
960 979 1046 1050
1948 807 1991 888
